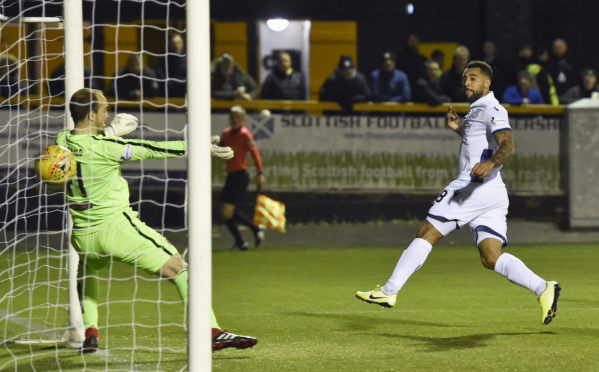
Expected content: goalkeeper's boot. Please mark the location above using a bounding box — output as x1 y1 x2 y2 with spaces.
212 328 257 351
80 327 99 354
538 281 561 325
356 285 396 308
254 225 266 247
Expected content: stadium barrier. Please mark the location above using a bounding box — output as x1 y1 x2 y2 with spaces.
8 98 599 227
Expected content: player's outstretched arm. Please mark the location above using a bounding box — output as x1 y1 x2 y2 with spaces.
446 106 462 136
470 129 515 179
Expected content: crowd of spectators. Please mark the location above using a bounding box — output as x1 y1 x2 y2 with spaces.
2 34 599 109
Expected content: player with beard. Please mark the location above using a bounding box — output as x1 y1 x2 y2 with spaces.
356 61 561 325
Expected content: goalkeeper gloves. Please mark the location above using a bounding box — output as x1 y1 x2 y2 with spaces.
104 113 139 137
210 135 234 159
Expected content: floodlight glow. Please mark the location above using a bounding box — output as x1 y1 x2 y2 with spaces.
406 3 414 14
266 18 289 32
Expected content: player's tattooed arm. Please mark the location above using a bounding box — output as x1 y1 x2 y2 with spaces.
470 129 515 179
446 106 462 136
490 130 516 166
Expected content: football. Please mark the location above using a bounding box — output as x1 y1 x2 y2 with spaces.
34 145 77 185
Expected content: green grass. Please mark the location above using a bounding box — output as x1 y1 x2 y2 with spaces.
2 244 599 371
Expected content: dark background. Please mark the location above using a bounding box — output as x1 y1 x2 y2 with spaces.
3 0 598 78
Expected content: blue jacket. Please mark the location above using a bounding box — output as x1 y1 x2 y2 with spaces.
371 69 411 102
502 85 544 104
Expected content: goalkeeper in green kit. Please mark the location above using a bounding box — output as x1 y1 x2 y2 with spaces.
57 88 257 353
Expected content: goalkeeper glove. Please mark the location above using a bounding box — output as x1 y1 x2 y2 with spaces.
104 113 139 137
210 135 221 145
209 135 234 159
210 143 234 159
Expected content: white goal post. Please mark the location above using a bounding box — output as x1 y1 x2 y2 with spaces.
0 0 211 369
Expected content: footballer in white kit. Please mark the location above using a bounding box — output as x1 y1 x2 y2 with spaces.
356 61 561 326
426 90 511 247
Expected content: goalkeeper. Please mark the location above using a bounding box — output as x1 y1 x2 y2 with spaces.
57 88 257 353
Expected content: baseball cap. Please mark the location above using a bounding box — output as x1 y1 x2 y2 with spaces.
218 53 233 62
337 55 355 69
581 68 597 78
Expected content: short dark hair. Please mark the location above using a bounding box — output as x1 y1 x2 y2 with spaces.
69 88 102 124
465 60 493 80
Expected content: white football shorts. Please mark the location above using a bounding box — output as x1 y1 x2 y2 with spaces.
425 180 509 247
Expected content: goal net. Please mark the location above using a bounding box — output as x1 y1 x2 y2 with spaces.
0 1 203 370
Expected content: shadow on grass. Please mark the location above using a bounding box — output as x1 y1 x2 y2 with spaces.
380 331 557 351
287 311 470 330
213 355 254 360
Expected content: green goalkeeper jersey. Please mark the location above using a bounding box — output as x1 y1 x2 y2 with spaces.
55 130 186 228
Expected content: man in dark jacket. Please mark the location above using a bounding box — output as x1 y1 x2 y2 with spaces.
560 68 599 104
155 32 187 97
211 53 259 101
413 60 450 106
319 55 370 112
261 51 306 100
440 45 470 102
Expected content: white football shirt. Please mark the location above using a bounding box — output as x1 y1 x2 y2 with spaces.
456 91 511 185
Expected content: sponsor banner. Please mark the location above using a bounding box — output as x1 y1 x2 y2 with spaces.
211 113 562 195
0 110 561 194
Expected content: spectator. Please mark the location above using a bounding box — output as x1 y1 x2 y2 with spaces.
515 44 534 77
530 47 559 105
0 53 24 99
440 45 470 102
481 40 513 99
502 70 544 105
370 51 411 102
560 68 599 104
401 34 427 91
261 51 306 100
155 32 187 97
48 64 103 97
413 60 450 106
211 53 259 101
546 38 577 97
110 54 159 100
431 49 445 70
319 55 371 112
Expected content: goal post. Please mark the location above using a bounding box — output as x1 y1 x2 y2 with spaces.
61 0 85 345
1 0 203 369
187 0 213 368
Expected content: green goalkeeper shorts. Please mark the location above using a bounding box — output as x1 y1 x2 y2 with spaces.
71 209 180 273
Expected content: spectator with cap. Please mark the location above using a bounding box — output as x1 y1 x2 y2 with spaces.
370 51 411 102
319 55 371 112
440 45 470 102
560 69 599 104
211 53 259 101
413 60 450 106
502 70 544 105
261 51 306 100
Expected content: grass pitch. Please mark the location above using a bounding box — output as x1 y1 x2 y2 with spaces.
2 243 599 371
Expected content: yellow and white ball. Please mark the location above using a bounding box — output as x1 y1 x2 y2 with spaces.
34 145 77 185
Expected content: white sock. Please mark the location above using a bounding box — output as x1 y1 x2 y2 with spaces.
382 238 432 295
494 253 547 296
